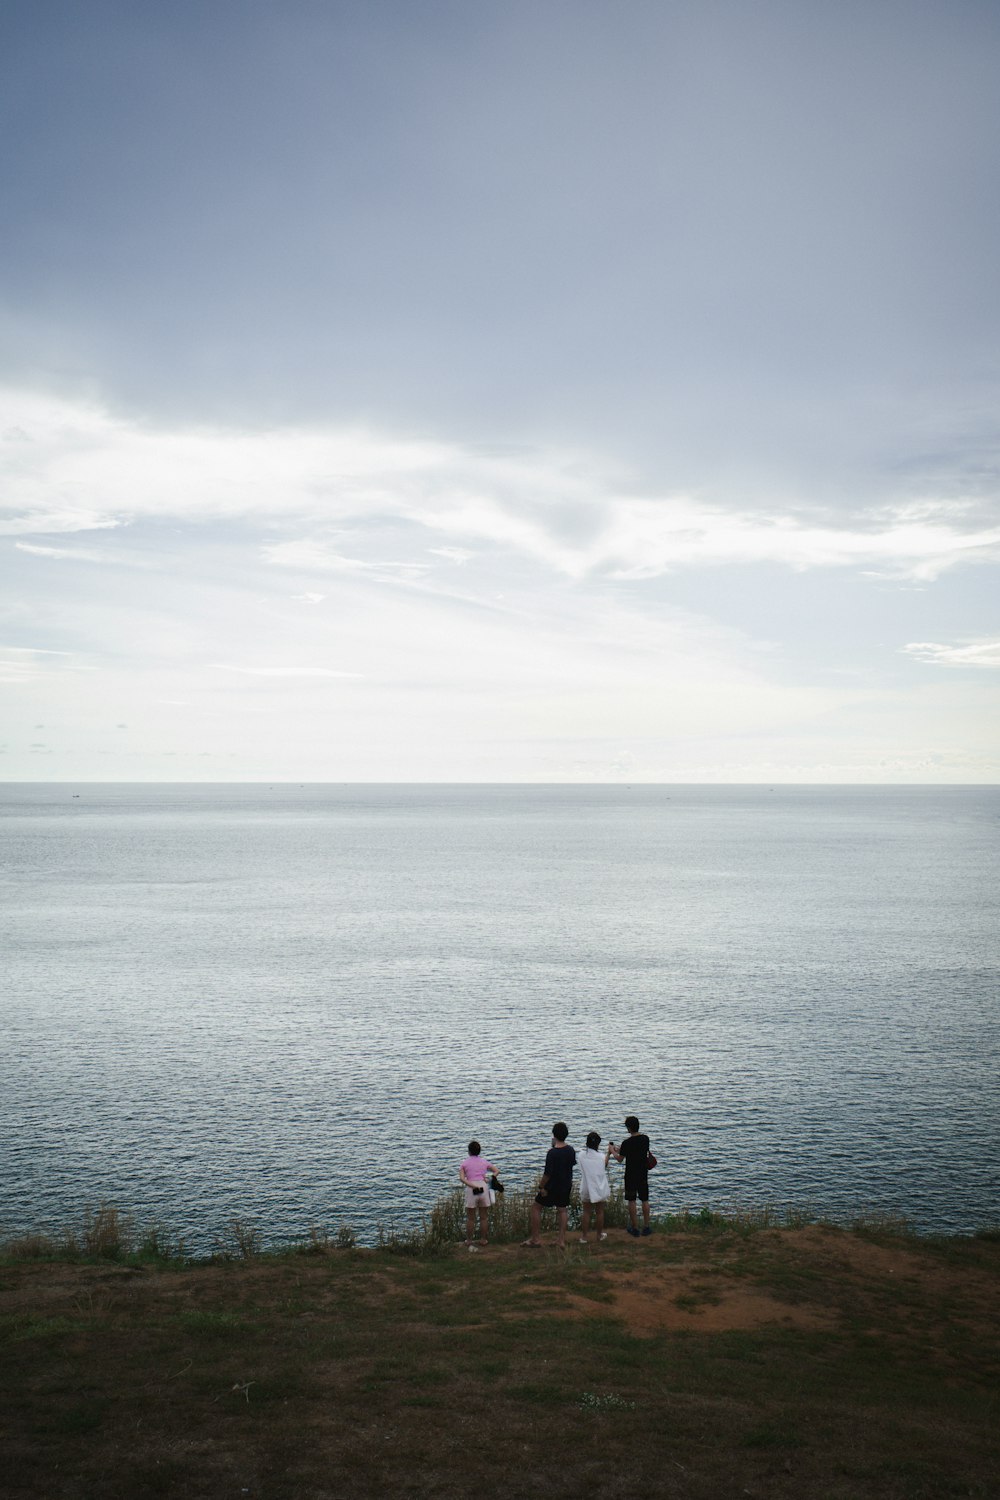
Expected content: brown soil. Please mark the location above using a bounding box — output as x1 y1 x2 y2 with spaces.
574 1274 835 1333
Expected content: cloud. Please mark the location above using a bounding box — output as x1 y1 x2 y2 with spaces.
5 387 997 586
903 639 1000 668
16 541 78 558
14 540 115 562
263 542 430 583
0 645 81 684
213 664 364 679
1 511 123 537
594 498 1000 583
1 386 450 535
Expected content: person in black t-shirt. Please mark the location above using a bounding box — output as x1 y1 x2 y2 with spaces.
608 1115 652 1237
522 1121 576 1249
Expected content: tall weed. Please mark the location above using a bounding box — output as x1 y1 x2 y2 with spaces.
212 1218 262 1261
81 1204 134 1260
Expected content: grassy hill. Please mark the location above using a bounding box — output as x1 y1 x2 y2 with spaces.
2 1206 997 1498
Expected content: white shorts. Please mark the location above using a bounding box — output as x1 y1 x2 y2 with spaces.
464 1184 494 1209
581 1194 609 1205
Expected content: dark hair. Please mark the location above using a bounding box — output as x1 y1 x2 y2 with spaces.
552 1121 569 1142
625 1115 640 1133
467 1140 481 1156
586 1131 601 1150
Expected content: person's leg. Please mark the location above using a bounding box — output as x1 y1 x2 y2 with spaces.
523 1201 542 1245
556 1207 568 1248
478 1206 489 1243
595 1202 605 1237
465 1207 476 1243
627 1193 639 1233
641 1194 651 1232
580 1202 592 1242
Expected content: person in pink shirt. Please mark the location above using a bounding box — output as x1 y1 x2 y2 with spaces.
459 1140 500 1249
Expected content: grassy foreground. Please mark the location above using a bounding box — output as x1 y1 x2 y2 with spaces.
1 1200 998 1499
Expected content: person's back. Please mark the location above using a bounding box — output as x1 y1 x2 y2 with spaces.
617 1131 649 1176
523 1121 575 1249
544 1139 576 1202
578 1141 610 1204
611 1115 653 1236
578 1130 611 1243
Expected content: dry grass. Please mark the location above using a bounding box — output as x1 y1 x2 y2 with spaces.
374 1189 818 1253
0 1204 187 1266
1 1217 997 1499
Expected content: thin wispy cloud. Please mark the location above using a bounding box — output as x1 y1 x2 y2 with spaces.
903 640 1000 668
213 664 364 680
264 542 431 584
0 645 84 684
14 540 119 564
15 542 79 558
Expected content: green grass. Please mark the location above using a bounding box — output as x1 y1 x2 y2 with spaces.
1 1208 997 1498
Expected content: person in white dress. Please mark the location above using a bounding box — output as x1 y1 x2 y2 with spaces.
577 1130 612 1244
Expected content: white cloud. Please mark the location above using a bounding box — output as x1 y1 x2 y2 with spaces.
263 542 430 582
597 498 1000 583
14 540 114 562
16 541 78 557
0 645 83 684
213 664 364 679
4 386 999 584
903 640 1000 668
3 386 998 784
1 645 74 654
1 510 123 537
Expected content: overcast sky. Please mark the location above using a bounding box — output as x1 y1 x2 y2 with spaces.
2 0 998 781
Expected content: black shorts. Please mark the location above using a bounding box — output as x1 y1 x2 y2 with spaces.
624 1177 649 1203
536 1192 570 1209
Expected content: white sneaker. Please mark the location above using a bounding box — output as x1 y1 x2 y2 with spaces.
598 1232 608 1241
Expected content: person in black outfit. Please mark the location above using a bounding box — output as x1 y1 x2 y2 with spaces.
522 1121 576 1249
609 1115 652 1237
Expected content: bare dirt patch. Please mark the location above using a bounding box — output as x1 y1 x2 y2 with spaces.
524 1266 836 1334
610 1269 836 1334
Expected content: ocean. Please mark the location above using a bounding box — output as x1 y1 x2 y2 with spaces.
1 783 997 1248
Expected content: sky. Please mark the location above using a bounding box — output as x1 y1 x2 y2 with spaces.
1 0 998 782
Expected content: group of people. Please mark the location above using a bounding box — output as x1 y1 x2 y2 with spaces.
458 1116 654 1251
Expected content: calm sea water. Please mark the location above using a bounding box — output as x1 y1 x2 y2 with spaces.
1 784 998 1247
